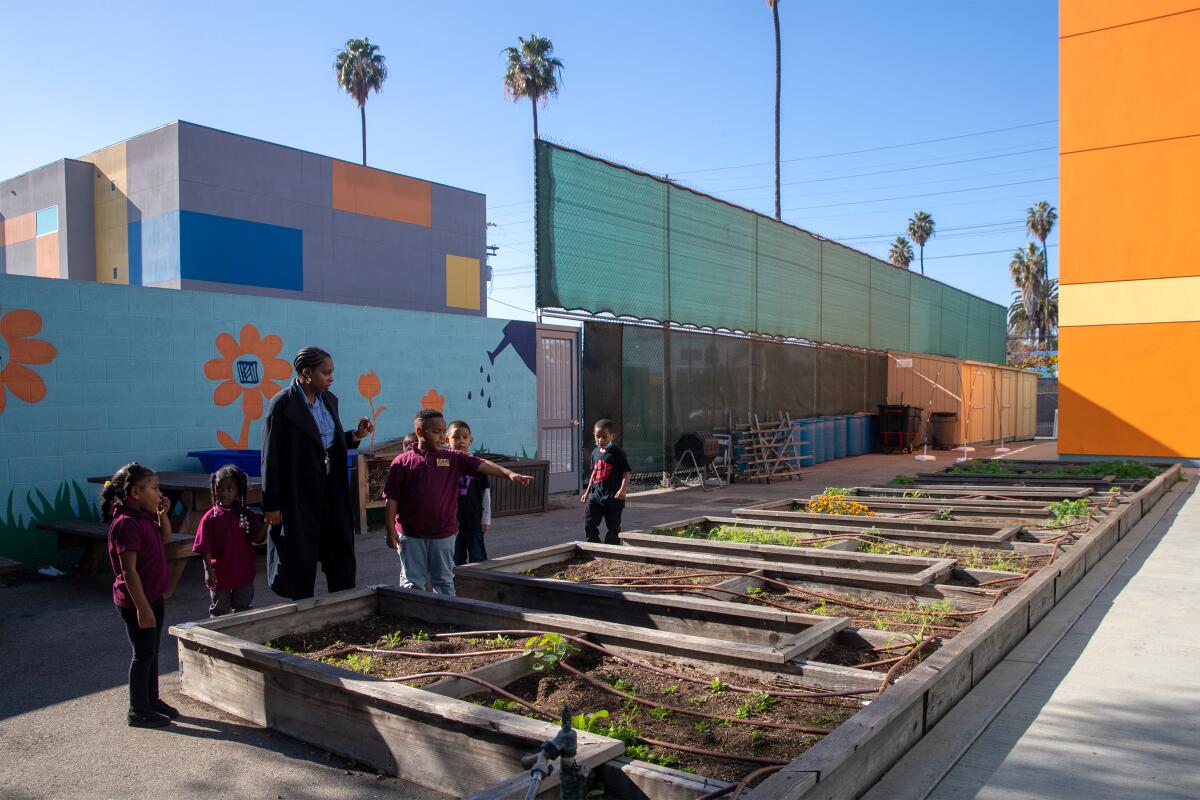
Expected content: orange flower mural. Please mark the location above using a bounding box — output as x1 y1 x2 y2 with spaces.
357 370 386 449
203 324 292 449
0 307 56 415
420 388 445 412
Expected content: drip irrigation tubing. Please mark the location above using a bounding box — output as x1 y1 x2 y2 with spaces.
435 629 879 699
557 660 835 735
695 765 786 800
384 671 551 718
879 636 938 692
638 736 790 766
354 647 522 658
851 652 912 670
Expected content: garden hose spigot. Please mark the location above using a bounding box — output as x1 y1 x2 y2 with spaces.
521 706 585 800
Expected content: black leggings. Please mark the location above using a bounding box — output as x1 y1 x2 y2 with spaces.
118 597 165 714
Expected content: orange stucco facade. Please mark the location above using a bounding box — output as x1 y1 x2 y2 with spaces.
1059 2 1200 459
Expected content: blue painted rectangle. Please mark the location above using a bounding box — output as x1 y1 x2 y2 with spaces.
127 221 142 286
179 210 303 291
36 205 59 236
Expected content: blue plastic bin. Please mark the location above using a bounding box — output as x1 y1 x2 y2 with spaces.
820 417 835 462
810 417 825 463
793 419 816 466
832 416 848 459
187 448 358 479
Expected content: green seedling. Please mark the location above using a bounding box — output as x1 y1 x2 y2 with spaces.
708 678 728 696
688 696 708 706
890 474 915 485
745 586 766 597
750 728 766 745
411 630 430 642
902 489 931 499
661 684 680 695
1049 498 1091 527
522 633 579 672
338 653 372 674
930 508 955 521
822 487 854 497
648 707 672 721
571 709 610 734
613 677 635 693
379 631 404 648
694 720 713 732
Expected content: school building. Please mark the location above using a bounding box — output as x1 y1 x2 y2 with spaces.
0 121 488 315
1059 1 1200 461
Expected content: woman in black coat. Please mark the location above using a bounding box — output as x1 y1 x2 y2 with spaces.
262 347 373 600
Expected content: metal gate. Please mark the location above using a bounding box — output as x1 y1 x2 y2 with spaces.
536 324 580 493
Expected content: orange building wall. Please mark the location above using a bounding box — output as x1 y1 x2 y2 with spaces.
1060 2 1200 458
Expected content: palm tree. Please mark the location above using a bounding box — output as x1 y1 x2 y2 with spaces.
334 38 388 166
502 34 565 140
1025 201 1057 280
888 236 914 270
1009 243 1045 342
1007 279 1058 346
768 0 782 220
907 211 935 275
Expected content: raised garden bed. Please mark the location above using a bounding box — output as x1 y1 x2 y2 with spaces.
861 484 1096 501
687 512 1024 550
462 540 956 592
173 462 1183 799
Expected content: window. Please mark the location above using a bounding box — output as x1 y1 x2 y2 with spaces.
35 205 59 236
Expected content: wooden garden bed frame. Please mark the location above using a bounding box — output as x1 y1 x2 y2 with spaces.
172 463 1183 799
686 513 1023 549
459 540 956 592
857 485 1095 500
741 496 1063 520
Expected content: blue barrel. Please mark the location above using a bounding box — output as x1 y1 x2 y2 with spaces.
832 416 848 459
847 415 866 456
794 418 816 465
823 417 836 461
809 417 824 463
865 414 880 452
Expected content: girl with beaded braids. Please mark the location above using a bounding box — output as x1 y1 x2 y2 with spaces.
102 462 178 728
260 346 373 600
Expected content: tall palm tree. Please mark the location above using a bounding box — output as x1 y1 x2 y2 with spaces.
907 211 935 275
1009 243 1045 342
1007 279 1058 346
1025 201 1058 280
888 236 914 270
768 0 782 220
502 34 565 140
334 38 388 166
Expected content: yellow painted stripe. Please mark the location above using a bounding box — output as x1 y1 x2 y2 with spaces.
1060 275 1200 326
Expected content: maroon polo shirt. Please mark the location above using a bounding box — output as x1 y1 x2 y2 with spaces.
382 444 483 539
192 505 261 590
107 507 170 608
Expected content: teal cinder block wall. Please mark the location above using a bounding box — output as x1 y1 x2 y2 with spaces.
0 274 537 566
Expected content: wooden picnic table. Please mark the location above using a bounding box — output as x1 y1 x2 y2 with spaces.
88 471 263 537
36 519 198 597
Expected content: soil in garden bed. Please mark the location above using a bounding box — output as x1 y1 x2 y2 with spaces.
738 585 972 639
478 651 862 783
267 616 526 687
813 637 942 675
528 556 729 586
648 524 841 548
856 540 1044 574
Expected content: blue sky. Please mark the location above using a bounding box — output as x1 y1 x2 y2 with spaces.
1 1 1058 321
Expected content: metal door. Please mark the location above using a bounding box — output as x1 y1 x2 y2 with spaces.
537 324 580 493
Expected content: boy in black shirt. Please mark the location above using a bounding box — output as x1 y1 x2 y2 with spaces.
581 419 631 544
447 420 491 565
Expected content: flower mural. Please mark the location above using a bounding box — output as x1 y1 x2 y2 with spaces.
420 388 445 412
357 370 386 449
203 324 292 449
0 307 56 414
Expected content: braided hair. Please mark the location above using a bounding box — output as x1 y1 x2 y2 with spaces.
211 464 252 536
100 462 156 522
293 346 331 378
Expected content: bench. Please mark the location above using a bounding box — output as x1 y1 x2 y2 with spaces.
36 519 198 597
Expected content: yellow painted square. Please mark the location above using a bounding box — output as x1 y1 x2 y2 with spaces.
445 254 481 310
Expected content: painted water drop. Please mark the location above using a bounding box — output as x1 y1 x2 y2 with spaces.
486 374 491 383
479 365 484 373
481 388 486 398
487 397 492 408
467 391 473 400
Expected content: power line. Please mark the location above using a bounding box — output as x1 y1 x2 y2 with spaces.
925 243 1059 261
782 177 1056 212
671 119 1058 175
488 296 535 314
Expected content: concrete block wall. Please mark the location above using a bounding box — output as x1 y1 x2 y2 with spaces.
0 273 536 565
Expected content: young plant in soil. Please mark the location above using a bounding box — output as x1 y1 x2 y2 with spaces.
532 556 728 585
651 524 837 549
1048 498 1091 527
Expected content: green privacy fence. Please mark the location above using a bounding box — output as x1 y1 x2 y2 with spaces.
536 140 1007 364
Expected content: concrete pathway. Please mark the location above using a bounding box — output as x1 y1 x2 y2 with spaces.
868 471 1200 800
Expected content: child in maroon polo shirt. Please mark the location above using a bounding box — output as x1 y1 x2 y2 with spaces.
193 465 265 617
103 462 177 729
383 409 533 594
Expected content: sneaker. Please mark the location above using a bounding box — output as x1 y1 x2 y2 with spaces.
151 699 180 719
127 711 171 729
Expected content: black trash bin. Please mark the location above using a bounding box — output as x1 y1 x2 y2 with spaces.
930 411 959 449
